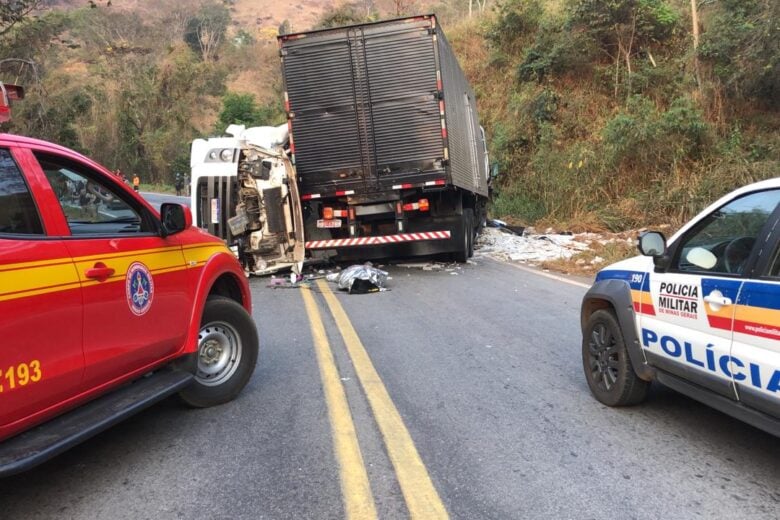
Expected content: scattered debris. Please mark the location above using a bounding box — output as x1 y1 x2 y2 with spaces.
326 263 389 294
487 219 525 236
267 276 313 289
397 262 445 271
268 265 337 289
397 260 467 272
476 227 591 265
475 225 648 275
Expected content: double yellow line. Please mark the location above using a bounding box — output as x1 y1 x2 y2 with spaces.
301 280 448 520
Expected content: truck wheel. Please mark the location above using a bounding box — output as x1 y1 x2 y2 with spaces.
179 297 259 408
582 309 648 407
453 209 473 263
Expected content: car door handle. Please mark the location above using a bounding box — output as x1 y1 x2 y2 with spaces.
85 262 115 281
704 294 732 306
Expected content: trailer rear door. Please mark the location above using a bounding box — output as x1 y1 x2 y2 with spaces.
281 18 445 195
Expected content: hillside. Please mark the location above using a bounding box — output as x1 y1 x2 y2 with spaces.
2 0 778 230
44 0 336 36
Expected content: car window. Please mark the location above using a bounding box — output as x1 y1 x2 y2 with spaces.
769 244 780 278
0 148 44 235
35 153 150 236
675 189 780 276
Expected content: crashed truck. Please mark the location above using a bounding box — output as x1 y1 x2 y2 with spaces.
190 15 490 274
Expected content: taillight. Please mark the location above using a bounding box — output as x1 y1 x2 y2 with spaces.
323 207 349 219
402 199 430 212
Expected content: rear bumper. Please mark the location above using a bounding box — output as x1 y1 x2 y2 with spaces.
305 230 451 249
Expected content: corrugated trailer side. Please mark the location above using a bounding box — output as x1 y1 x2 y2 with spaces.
280 30 365 193
435 25 489 197
280 17 448 197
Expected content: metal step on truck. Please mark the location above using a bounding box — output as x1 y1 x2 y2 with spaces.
190 15 491 274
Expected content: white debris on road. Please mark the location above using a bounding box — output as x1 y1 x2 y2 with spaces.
475 227 592 265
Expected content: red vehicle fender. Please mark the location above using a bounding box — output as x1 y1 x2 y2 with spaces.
182 246 252 355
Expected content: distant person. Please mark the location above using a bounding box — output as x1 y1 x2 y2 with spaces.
174 173 184 196
132 174 140 192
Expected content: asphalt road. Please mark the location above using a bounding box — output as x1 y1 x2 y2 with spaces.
0 258 778 519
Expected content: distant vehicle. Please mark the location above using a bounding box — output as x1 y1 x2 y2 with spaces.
190 15 492 273
581 179 780 436
0 83 259 476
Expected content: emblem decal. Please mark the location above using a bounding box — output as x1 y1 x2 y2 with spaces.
126 262 154 316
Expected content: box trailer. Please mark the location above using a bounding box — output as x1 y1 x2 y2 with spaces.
279 14 490 261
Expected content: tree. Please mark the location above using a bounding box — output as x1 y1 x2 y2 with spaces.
184 2 229 61
468 0 488 17
315 3 372 29
0 0 40 38
699 0 780 108
569 0 678 98
215 92 283 134
392 0 416 16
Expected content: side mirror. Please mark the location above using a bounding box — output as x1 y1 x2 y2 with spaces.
638 231 670 271
637 231 666 256
160 203 192 237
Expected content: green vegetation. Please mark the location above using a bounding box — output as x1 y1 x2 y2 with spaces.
314 3 374 29
215 92 284 134
1 1 777 229
455 0 779 230
0 2 277 185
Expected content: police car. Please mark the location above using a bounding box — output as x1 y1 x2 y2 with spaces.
581 178 780 436
0 84 258 476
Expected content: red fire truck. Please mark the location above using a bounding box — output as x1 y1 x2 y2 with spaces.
0 84 259 476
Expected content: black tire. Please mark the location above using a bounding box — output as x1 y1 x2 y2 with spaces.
179 297 259 408
466 209 475 258
453 209 473 263
582 309 649 407
475 203 487 233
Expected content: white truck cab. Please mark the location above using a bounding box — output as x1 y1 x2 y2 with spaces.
581 178 780 436
190 124 304 276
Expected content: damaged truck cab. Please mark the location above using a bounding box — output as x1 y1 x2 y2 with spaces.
190 125 305 275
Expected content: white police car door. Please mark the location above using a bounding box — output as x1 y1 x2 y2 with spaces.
642 189 780 399
729 208 780 418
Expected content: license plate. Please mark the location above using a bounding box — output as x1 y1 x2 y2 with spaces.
317 219 342 228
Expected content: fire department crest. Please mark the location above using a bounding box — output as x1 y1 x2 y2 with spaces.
126 262 154 316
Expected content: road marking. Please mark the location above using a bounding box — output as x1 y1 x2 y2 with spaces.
300 288 378 520
318 280 449 520
498 259 592 289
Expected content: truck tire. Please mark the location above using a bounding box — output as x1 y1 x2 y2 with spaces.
453 209 473 263
582 309 649 407
179 297 259 408
466 209 475 258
